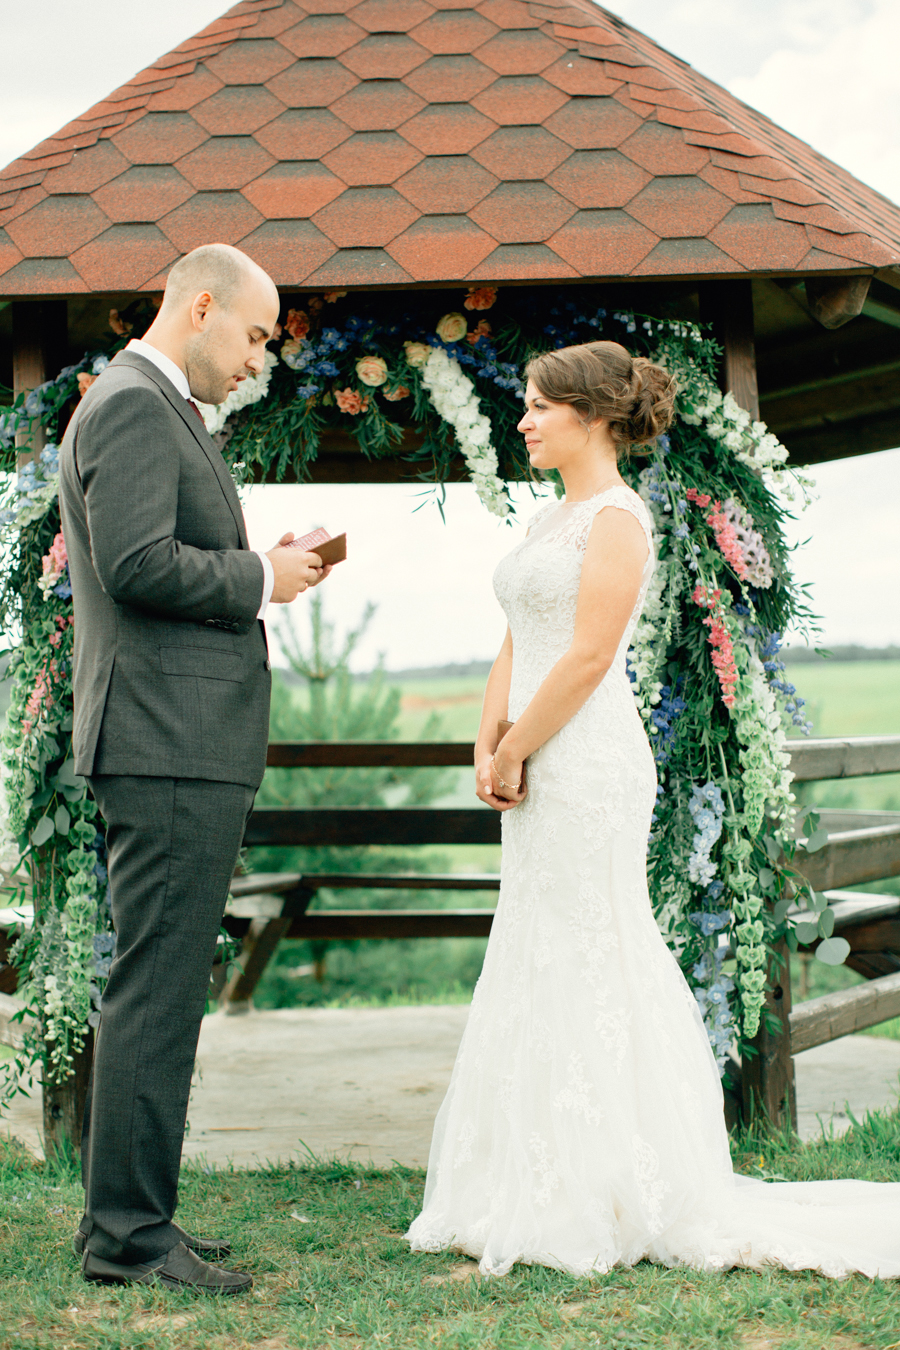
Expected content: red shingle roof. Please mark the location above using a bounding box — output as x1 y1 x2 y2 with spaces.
2 0 898 293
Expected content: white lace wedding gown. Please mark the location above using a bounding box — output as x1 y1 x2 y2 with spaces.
406 486 900 1279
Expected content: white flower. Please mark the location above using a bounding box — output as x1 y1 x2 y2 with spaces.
419 347 511 518
196 350 278 435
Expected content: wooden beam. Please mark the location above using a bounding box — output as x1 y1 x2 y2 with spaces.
741 941 796 1131
788 736 900 782
230 871 501 898
698 280 760 420
11 300 67 460
779 406 900 465
285 909 495 940
266 741 475 768
244 807 502 848
789 970 900 1054
805 276 870 329
793 819 900 891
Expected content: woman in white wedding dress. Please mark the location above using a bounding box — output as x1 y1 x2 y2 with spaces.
406 340 900 1280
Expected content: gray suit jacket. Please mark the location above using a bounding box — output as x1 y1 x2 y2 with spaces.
58 349 271 788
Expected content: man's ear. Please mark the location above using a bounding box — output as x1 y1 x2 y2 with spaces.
190 290 214 332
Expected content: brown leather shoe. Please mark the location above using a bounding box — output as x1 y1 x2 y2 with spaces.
82 1241 252 1295
73 1222 231 1260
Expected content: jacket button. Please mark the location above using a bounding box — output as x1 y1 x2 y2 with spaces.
265 659 271 671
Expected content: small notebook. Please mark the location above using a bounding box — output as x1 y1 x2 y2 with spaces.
285 527 347 565
497 719 526 792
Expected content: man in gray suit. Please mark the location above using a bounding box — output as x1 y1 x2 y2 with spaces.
59 244 327 1294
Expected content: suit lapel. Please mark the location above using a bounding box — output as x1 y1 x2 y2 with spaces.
110 350 250 549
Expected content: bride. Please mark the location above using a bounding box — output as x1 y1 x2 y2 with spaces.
406 339 900 1280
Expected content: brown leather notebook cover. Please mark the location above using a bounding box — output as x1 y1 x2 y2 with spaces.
496 719 526 792
287 528 347 565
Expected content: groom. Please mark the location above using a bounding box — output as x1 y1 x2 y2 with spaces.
58 243 328 1294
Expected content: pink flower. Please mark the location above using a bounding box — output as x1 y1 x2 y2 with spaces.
41 533 68 587
284 308 309 341
383 385 410 401
356 355 388 387
686 488 711 508
692 586 738 708
464 286 497 311
707 500 748 580
77 373 97 398
466 319 492 345
335 388 369 415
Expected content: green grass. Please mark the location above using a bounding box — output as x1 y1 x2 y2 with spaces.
4 1117 900 1350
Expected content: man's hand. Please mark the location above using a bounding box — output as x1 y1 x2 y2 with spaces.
266 532 333 603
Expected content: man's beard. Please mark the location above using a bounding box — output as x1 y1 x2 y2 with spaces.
184 329 235 405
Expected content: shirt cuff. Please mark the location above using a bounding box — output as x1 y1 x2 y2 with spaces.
255 550 275 620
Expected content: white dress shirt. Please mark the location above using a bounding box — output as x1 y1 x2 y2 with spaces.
126 338 273 620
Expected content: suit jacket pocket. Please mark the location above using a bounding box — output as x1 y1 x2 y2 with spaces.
160 645 245 682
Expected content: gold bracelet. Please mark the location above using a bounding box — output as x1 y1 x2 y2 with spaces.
491 755 521 793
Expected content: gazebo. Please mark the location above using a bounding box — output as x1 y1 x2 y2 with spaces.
2 0 899 466
3 0 900 1151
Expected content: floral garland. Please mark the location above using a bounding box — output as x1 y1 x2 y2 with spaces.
0 284 831 1099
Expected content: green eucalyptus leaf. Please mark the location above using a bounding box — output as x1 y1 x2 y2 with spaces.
803 829 829 854
31 815 54 848
56 759 85 789
773 899 792 924
815 936 851 967
757 867 775 890
54 804 71 835
818 907 835 938
810 889 829 913
764 836 781 863
794 921 820 945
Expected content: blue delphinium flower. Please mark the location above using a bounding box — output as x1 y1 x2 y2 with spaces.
687 782 725 885
692 947 735 1072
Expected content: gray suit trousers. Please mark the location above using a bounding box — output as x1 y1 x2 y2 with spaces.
81 775 255 1264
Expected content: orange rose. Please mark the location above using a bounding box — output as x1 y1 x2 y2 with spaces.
77 373 97 398
383 385 410 401
464 286 497 311
466 320 492 345
284 308 309 341
335 387 369 415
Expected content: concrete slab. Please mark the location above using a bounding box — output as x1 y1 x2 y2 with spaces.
4 1005 900 1165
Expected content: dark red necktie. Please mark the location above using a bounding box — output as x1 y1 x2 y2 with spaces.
186 398 205 424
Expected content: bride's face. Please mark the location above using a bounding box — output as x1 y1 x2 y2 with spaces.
517 379 595 470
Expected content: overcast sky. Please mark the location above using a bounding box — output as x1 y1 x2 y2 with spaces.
2 0 899 667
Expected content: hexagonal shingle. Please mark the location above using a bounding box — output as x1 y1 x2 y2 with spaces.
471 125 570 180
159 191 265 252
395 155 498 213
313 186 418 246
331 81 425 131
477 0 544 30
266 60 359 108
146 67 224 113
41 140 131 195
410 10 498 54
709 203 809 270
237 218 336 285
386 214 495 280
403 55 496 103
545 97 642 150
632 237 736 276
470 181 574 242
112 113 208 166
254 108 352 160
350 0 434 33
400 103 496 155
0 257 87 294
322 132 422 186
625 175 731 238
471 76 567 126
70 223 177 290
6 195 110 257
547 149 648 209
340 34 429 79
467 242 576 279
205 39 296 85
304 247 412 287
192 86 286 136
541 55 622 97
93 166 194 222
242 161 346 217
547 208 657 275
474 29 565 76
618 120 709 175
279 14 368 58
176 137 275 191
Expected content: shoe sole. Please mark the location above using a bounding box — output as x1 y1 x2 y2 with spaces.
83 1269 251 1296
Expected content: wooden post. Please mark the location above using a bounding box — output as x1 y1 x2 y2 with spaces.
698 280 760 419
12 300 68 461
741 942 797 1133
42 1028 94 1161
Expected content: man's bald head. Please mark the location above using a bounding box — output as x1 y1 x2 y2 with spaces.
160 243 277 318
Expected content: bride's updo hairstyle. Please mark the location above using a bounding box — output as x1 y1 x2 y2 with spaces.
525 341 677 457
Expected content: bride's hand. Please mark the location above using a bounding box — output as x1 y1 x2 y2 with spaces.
475 752 522 812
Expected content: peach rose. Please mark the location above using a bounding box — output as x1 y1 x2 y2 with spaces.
464 286 497 311
383 385 410 401
308 296 325 314
108 308 132 336
77 372 97 397
335 387 369 415
435 312 468 343
403 341 430 367
466 319 492 345
284 308 309 341
324 290 347 303
356 355 388 387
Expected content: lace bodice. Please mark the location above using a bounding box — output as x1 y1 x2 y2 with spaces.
492 486 653 721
